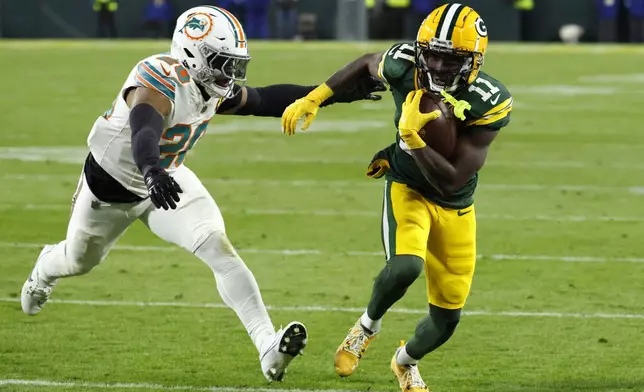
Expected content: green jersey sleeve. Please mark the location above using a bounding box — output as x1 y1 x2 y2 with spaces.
377 43 417 88
456 71 513 130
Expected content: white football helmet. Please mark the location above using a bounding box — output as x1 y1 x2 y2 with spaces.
171 6 250 98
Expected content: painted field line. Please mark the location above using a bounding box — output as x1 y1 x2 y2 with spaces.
185 154 644 171
1 298 643 320
2 241 644 263
2 204 643 223
0 379 374 392
4 174 644 194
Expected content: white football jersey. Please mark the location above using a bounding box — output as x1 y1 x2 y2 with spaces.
87 53 222 198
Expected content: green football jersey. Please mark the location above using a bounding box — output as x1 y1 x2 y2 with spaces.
376 42 513 209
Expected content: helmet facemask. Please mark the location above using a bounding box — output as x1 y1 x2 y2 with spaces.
192 43 250 99
415 39 479 93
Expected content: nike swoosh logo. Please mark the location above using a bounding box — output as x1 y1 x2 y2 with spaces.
457 209 472 216
490 94 501 105
159 63 172 77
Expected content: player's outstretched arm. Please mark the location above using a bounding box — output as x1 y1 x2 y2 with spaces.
218 77 385 118
280 52 385 135
126 87 183 210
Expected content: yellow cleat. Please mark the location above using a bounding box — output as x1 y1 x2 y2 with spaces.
390 341 428 392
334 319 376 377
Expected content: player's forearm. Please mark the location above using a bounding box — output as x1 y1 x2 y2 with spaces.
410 147 460 195
325 54 374 94
299 54 376 107
130 103 164 172
233 85 317 117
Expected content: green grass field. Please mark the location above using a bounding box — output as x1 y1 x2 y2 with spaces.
1 40 644 392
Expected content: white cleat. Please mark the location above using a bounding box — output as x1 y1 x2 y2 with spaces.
21 245 57 315
260 321 308 382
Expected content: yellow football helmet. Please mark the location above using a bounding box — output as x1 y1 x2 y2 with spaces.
415 3 489 93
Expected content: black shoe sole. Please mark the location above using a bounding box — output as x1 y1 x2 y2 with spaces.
278 322 308 357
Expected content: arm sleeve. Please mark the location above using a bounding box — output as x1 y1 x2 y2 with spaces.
130 103 165 172
219 84 317 117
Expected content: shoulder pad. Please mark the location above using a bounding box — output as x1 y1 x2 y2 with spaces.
134 55 191 102
457 72 513 130
378 43 416 84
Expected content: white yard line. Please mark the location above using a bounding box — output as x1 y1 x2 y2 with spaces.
2 203 643 223
0 298 642 320
3 174 644 194
1 241 643 263
0 379 373 392
4 145 644 170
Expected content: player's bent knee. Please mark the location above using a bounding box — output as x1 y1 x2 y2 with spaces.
194 230 237 257
194 230 247 275
388 255 424 286
66 231 109 274
429 304 461 343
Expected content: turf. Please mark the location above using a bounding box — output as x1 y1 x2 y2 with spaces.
1 41 643 392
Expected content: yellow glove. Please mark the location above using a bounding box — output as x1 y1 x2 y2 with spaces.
398 90 442 150
281 83 333 135
366 149 390 179
440 90 471 121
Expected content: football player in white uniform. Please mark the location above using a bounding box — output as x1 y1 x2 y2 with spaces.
20 5 384 382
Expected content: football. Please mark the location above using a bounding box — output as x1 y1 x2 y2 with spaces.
417 92 459 159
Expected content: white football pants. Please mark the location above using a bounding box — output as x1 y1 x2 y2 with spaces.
36 164 276 354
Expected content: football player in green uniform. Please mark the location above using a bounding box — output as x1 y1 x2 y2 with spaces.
281 3 512 391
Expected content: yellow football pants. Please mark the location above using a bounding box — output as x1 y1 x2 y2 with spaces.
381 180 477 309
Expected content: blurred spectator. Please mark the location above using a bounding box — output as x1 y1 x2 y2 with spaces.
511 0 534 41
143 0 175 39
367 0 412 40
597 0 619 42
274 0 299 40
244 0 271 39
93 0 118 38
513 0 534 10
626 0 644 42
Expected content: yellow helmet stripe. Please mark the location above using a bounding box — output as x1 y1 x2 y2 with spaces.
438 3 465 41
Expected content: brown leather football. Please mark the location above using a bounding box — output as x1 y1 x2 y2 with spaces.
417 92 459 159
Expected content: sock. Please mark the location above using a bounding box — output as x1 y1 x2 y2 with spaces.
406 305 461 360
360 311 381 334
396 344 419 366
195 232 275 355
366 255 424 320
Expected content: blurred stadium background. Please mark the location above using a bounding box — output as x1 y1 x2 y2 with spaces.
1 1 644 392
1 0 644 42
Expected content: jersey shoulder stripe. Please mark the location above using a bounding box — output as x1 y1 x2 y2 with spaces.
467 97 513 126
458 71 512 129
135 60 177 101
